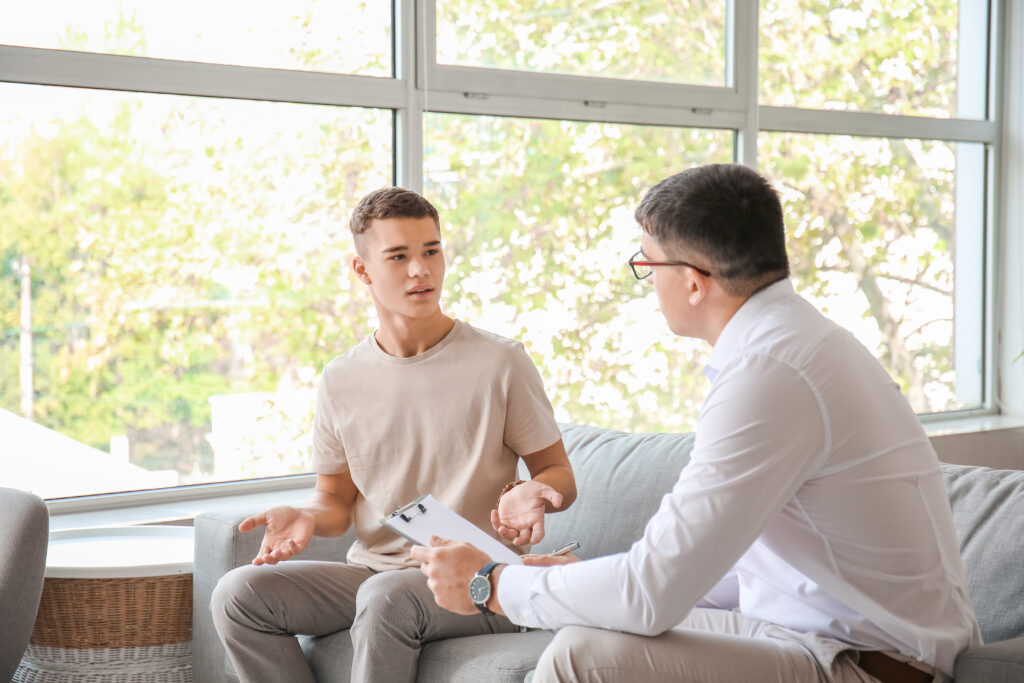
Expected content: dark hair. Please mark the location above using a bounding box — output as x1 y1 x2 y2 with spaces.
349 187 440 252
634 164 790 297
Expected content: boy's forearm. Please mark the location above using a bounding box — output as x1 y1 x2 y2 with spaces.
304 491 354 536
531 464 577 511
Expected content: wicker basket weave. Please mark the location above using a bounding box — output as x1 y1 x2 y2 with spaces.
14 573 193 682
30 574 192 649
15 643 192 683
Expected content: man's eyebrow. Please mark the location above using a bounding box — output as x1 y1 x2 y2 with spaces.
424 240 441 247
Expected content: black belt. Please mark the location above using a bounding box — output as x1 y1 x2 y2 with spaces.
857 651 933 683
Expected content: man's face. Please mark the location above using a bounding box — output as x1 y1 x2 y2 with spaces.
640 233 699 338
355 216 445 319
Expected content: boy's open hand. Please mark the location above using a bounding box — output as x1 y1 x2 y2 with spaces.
491 480 563 545
240 505 317 565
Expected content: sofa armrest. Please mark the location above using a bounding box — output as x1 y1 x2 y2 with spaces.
954 637 1024 683
192 507 356 683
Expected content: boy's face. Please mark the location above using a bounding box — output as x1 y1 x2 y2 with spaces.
353 216 445 320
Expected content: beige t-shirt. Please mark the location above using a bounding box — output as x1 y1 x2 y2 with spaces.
312 320 563 571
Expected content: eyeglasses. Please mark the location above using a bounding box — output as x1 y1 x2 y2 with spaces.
628 250 712 280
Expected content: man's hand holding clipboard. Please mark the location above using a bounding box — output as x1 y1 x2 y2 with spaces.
411 534 580 616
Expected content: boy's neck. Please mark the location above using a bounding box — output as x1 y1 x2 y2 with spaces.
373 310 456 358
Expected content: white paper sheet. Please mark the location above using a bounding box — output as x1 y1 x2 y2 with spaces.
380 494 523 565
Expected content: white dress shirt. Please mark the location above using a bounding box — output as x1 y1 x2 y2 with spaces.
498 279 981 677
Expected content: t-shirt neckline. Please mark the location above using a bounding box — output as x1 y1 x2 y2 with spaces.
367 319 465 364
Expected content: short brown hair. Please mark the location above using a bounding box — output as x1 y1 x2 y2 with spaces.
349 187 440 253
635 164 789 298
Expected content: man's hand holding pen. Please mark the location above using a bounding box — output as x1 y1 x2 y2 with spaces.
522 540 580 566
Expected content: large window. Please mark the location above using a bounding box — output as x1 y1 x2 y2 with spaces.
0 1 1000 501
0 0 392 75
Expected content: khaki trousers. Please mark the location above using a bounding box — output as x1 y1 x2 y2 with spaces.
533 608 932 683
211 561 518 683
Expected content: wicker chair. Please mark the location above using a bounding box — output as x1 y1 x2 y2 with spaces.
0 487 49 682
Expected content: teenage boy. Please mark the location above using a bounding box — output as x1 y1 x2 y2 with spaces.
211 187 576 683
414 164 980 683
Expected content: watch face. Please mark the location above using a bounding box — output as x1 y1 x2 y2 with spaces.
469 575 491 604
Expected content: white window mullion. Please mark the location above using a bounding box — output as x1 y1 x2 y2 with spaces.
759 106 997 144
0 45 407 108
396 0 423 191
422 89 745 130
731 0 759 167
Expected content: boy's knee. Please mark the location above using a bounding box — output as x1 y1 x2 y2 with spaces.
352 570 428 632
355 572 414 617
211 564 271 629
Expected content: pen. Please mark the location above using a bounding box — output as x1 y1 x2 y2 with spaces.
545 540 580 557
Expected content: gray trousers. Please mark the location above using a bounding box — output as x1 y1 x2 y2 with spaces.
211 561 518 683
533 607 943 683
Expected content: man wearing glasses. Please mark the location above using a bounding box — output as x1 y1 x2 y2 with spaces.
414 164 980 682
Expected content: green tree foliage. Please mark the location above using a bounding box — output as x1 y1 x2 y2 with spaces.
760 0 962 411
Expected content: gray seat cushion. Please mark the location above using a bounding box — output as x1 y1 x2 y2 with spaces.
954 637 1024 683
941 464 1024 644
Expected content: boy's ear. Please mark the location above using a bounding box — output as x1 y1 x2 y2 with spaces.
352 255 372 285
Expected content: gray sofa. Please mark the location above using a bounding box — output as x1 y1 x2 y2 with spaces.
193 423 1024 682
1 487 49 682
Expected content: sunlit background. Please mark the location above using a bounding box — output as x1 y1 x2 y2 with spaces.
0 1 992 497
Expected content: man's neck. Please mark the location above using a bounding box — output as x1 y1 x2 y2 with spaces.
374 310 456 358
705 295 748 346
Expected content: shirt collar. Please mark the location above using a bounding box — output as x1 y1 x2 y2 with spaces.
704 278 795 382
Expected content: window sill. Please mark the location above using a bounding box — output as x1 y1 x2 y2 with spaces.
47 476 316 532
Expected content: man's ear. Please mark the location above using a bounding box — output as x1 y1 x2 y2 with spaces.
352 255 372 285
687 270 710 306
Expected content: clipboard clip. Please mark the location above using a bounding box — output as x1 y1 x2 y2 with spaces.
392 500 427 523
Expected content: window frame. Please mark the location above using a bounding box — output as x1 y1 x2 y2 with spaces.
0 0 1007 512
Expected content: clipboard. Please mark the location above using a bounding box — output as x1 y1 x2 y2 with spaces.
380 494 523 565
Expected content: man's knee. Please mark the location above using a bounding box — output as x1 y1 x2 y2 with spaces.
535 626 595 683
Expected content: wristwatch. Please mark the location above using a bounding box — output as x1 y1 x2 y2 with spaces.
469 561 502 616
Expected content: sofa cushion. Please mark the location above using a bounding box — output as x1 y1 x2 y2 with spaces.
954 637 1024 683
417 631 555 682
941 463 1024 643
528 423 694 558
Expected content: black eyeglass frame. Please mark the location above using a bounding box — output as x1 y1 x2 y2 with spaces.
628 250 712 280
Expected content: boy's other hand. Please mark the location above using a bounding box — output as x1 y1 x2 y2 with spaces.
240 505 317 565
491 480 563 546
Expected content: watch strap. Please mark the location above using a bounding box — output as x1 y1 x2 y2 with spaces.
472 561 501 616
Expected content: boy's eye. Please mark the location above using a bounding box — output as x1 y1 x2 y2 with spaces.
389 254 406 261
426 249 439 256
